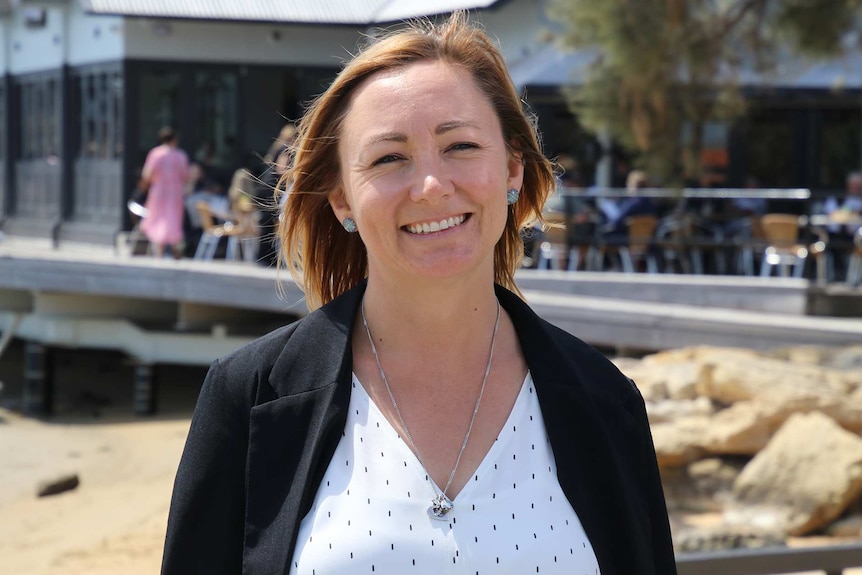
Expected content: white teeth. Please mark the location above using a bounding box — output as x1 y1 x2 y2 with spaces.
406 214 466 234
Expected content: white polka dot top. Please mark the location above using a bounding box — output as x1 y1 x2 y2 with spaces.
289 373 601 574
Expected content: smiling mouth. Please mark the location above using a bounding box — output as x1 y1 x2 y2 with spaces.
404 214 468 235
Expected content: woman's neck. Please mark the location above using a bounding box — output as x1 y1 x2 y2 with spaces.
360 274 500 356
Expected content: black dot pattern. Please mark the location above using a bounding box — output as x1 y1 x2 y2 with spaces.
289 374 600 574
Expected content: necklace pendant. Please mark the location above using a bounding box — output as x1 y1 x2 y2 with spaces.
428 494 454 520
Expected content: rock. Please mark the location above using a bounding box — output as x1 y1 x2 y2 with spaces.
698 356 852 405
673 524 786 553
642 346 762 366
646 396 714 424
768 345 834 366
625 361 710 402
37 473 80 497
688 457 745 496
610 356 641 374
700 397 829 455
828 346 862 371
825 514 862 537
662 457 744 513
819 394 862 434
730 412 862 536
698 393 862 452
651 417 708 469
663 362 707 400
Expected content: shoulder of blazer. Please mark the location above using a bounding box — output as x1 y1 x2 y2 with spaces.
496 285 638 409
213 282 365 406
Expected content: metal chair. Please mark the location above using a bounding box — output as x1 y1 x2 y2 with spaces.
124 200 151 256
759 214 807 278
619 215 659 273
194 201 243 260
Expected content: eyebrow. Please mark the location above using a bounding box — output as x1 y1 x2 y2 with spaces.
364 120 481 146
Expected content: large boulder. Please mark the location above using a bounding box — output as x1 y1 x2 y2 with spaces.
698 356 853 404
700 400 799 455
729 412 862 536
700 394 862 455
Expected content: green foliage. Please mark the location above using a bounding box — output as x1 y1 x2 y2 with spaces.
549 0 862 186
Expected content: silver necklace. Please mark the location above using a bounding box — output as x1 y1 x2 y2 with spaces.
360 297 501 520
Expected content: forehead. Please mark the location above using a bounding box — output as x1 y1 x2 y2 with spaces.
341 60 499 134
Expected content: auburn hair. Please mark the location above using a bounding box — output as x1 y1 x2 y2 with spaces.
277 11 554 310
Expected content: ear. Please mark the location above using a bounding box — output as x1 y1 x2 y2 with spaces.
506 148 525 192
327 188 353 224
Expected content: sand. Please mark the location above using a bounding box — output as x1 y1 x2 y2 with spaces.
0 407 189 575
1 404 860 575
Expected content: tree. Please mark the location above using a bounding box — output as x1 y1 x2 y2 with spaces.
549 0 862 186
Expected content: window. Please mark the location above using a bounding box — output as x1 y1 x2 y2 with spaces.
194 70 238 170
18 74 60 160
138 69 182 166
75 67 123 160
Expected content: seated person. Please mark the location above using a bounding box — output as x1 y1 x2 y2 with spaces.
823 171 862 277
599 170 656 237
722 175 767 237
183 169 232 257
824 171 862 233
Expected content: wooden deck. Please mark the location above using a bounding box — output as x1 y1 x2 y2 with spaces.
2 237 862 367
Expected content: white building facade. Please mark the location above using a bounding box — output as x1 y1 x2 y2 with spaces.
0 0 557 245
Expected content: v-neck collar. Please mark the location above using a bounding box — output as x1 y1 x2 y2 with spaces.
350 371 531 502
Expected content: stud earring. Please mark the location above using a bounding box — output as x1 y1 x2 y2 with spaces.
506 188 520 205
342 217 358 233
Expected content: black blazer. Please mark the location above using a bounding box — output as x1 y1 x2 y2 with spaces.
162 283 677 574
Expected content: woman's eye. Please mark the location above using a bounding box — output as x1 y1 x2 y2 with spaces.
372 154 401 166
449 142 478 152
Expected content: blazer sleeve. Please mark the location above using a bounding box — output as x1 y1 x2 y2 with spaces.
162 359 249 574
625 381 678 575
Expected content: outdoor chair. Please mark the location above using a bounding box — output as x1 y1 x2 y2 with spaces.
194 201 245 260
759 214 808 278
737 216 765 276
536 216 580 271
619 215 659 273
124 199 151 256
654 216 690 274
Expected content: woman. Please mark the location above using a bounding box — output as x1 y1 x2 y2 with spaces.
141 126 190 259
162 13 675 575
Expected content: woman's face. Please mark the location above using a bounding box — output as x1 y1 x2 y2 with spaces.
332 60 523 285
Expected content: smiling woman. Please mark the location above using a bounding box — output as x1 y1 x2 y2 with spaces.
328 59 522 286
162 12 677 575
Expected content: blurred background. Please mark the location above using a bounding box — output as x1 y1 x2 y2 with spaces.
3 1 862 573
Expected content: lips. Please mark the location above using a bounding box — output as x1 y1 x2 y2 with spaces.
404 214 468 235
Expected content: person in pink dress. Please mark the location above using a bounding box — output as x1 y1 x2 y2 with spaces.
141 127 190 259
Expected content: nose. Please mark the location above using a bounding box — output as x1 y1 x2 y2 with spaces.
410 154 453 204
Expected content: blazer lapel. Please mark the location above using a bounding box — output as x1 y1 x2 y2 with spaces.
497 286 641 575
243 285 364 575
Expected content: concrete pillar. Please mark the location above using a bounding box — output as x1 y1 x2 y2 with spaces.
133 363 157 416
22 342 53 416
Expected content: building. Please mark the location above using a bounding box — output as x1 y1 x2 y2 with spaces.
0 0 555 246
1 0 860 247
